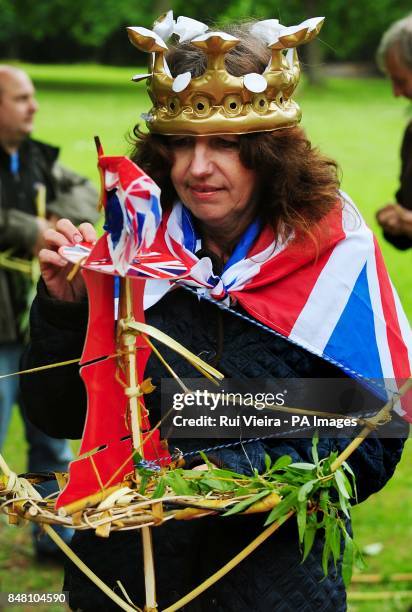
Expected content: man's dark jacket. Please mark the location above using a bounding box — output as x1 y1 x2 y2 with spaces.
384 120 412 249
0 138 98 342
21 286 408 612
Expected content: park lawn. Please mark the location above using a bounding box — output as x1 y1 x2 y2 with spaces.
349 439 412 612
0 63 411 610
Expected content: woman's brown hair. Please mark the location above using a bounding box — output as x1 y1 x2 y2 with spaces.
130 23 340 241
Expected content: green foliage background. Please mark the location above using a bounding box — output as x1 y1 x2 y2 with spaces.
0 0 412 64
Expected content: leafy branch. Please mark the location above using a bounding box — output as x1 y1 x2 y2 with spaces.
135 433 365 585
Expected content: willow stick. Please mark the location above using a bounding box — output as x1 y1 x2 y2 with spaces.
0 453 137 611
43 525 138 612
0 452 12 478
0 357 81 380
351 573 412 584
119 277 157 612
347 591 412 601
331 378 412 473
162 511 294 612
120 278 143 451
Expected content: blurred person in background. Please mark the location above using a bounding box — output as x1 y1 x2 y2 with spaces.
0 65 98 561
376 15 412 249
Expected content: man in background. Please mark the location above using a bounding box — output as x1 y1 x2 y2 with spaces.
376 15 412 249
0 65 98 560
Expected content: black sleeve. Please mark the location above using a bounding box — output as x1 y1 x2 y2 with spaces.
20 281 89 439
397 122 412 213
382 231 412 250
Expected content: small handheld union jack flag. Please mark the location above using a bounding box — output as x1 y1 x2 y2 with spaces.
96 136 162 276
60 139 189 284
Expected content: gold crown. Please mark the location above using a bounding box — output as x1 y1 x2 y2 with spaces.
127 13 324 136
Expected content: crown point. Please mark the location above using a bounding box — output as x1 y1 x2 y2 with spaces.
174 16 208 43
132 73 152 83
172 72 192 93
153 10 175 42
192 31 238 43
250 19 283 45
127 15 321 135
301 16 325 34
244 73 268 93
127 26 168 52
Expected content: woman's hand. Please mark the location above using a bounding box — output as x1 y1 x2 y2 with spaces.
39 219 97 302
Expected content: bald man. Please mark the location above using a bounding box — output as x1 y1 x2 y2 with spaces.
0 66 98 562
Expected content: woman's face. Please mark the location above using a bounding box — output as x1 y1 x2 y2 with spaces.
169 135 257 229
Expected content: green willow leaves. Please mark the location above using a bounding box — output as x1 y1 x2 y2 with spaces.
139 432 364 585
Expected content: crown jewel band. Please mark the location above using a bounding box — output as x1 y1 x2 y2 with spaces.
127 12 324 136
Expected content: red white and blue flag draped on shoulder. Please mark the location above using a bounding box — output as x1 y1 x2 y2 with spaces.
159 195 412 422
58 153 412 509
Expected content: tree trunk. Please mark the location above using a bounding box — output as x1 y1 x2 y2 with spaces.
302 0 325 86
153 0 173 16
6 37 20 59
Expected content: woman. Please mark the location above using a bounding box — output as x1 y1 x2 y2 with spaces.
22 17 409 612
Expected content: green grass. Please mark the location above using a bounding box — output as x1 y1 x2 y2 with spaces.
348 439 412 612
0 411 65 611
0 63 411 610
301 77 412 318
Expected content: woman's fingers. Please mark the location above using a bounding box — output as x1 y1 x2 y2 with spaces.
53 219 97 245
38 248 68 268
54 218 83 243
43 228 72 250
38 248 86 302
43 220 97 260
78 222 97 244
37 218 95 302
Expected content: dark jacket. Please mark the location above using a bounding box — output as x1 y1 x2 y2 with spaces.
21 285 408 612
0 138 99 342
384 120 412 249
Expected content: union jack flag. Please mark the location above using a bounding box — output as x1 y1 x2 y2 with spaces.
61 242 188 280
161 197 412 421
100 154 162 276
